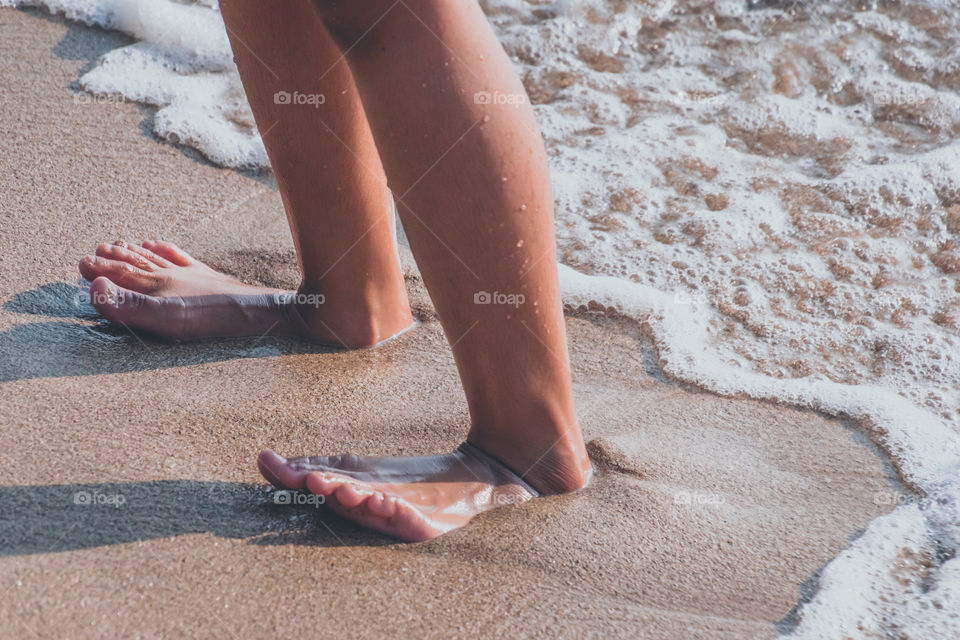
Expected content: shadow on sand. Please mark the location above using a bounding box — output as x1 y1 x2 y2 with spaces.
0 284 396 554
0 480 395 556
0 283 335 382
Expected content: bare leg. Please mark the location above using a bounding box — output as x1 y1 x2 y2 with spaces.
258 0 592 540
82 0 591 541
79 0 413 348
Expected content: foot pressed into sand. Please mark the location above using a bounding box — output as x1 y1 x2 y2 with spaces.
258 439 592 542
78 241 415 347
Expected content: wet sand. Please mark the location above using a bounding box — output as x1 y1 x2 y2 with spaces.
0 8 904 639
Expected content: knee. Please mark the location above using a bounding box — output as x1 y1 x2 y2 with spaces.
313 0 410 52
311 0 400 51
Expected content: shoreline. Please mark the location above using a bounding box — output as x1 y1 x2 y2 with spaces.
0 8 905 639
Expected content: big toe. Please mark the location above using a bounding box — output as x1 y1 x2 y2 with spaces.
258 449 309 490
88 277 134 324
88 277 171 336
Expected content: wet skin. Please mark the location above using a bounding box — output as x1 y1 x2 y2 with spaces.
258 445 539 542
78 241 415 347
79 237 590 540
81 0 592 541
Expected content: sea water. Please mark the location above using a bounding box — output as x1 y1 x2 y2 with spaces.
4 0 959 636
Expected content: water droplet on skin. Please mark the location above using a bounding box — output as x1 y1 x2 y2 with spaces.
517 240 525 248
482 114 491 123
520 204 527 211
501 176 508 182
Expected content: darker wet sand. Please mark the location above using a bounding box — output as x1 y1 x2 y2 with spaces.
0 8 903 639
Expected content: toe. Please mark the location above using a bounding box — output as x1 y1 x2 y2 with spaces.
95 243 156 272
142 240 193 266
383 498 439 542
88 277 141 325
88 277 183 338
334 482 373 508
80 255 162 293
258 449 309 490
126 243 175 268
305 471 349 497
366 492 397 519
324 490 436 542
304 472 328 494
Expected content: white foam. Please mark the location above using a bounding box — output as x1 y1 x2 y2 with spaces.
9 0 960 635
2 0 263 167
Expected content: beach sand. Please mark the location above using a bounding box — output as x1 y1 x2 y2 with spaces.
0 9 905 639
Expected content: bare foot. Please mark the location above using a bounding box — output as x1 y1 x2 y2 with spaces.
78 241 414 346
257 442 590 542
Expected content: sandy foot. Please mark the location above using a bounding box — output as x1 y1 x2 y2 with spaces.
257 443 541 542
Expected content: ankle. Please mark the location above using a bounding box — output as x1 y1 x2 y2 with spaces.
467 418 592 495
288 284 414 348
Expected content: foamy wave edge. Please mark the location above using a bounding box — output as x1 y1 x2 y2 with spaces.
2 0 267 168
559 264 960 637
